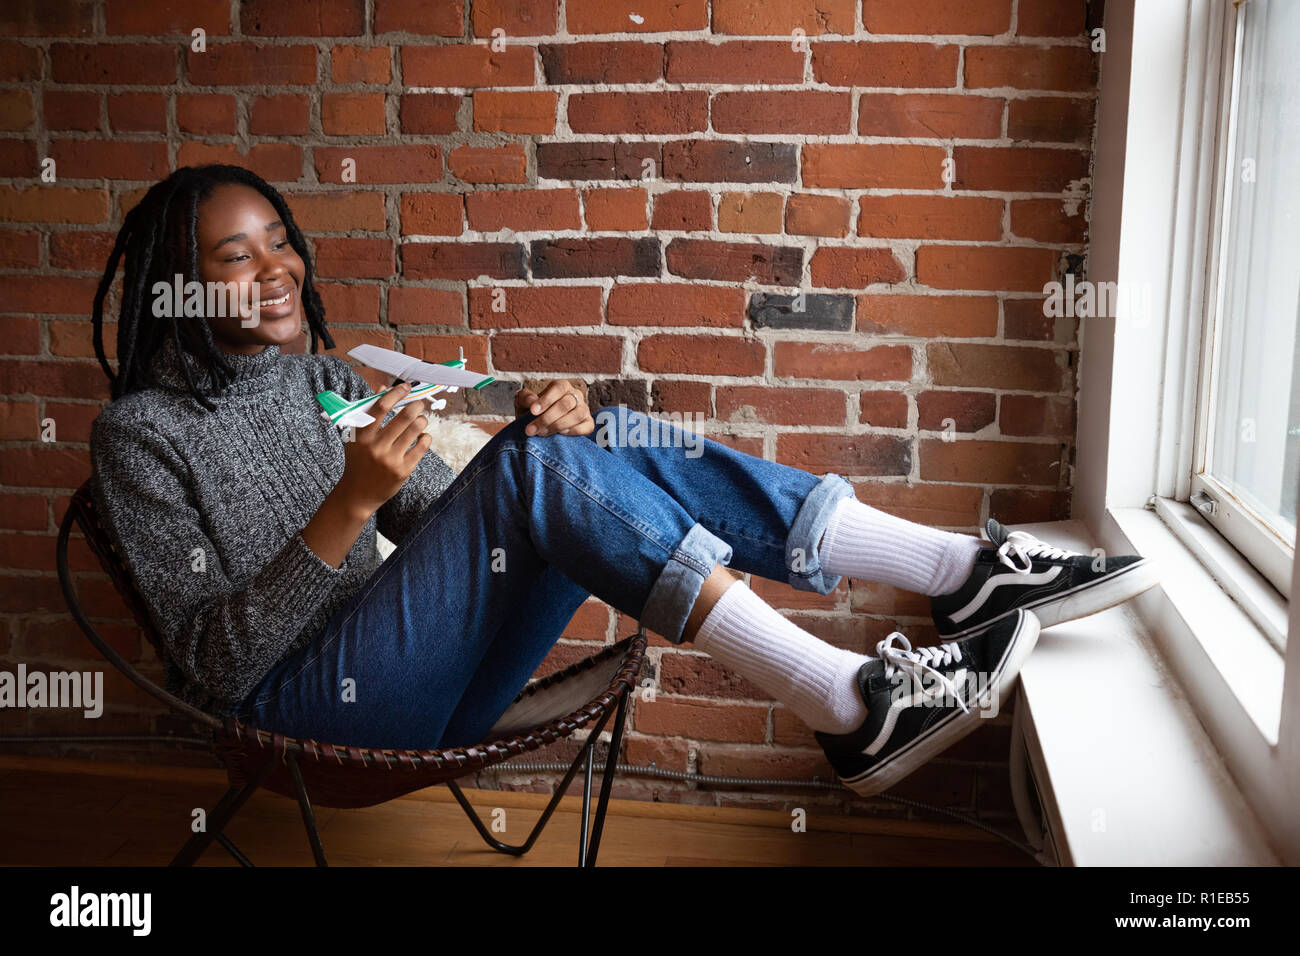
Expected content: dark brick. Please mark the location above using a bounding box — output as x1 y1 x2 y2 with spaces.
989 488 1071 523
975 764 1017 817
749 293 853 331
883 759 976 808
530 237 661 278
665 239 802 285
540 42 664 83
241 0 364 36
53 43 177 84
587 379 650 413
402 242 526 280
662 141 798 183
858 390 908 428
943 720 1013 762
493 333 623 373
658 651 768 699
537 141 661 181
459 380 517 416
776 433 912 476
651 380 712 415
917 390 996 432
1005 296 1074 342
399 93 461 134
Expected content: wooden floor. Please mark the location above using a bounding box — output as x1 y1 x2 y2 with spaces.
0 755 1036 866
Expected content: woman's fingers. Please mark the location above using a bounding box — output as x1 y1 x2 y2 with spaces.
376 398 428 452
526 383 570 427
521 380 560 422
402 430 434 467
391 407 431 456
516 378 593 436
528 388 585 435
558 405 596 436
515 388 540 416
540 403 589 436
357 382 411 442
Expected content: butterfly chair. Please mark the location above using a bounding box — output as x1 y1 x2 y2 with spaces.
56 480 648 867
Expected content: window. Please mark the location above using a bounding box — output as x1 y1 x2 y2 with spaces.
1079 0 1300 859
1191 0 1300 600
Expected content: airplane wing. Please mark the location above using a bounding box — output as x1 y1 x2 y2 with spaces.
348 344 494 390
348 344 418 377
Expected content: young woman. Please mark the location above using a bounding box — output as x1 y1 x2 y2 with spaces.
88 164 1159 797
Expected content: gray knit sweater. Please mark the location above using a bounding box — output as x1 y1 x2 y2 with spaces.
89 337 459 717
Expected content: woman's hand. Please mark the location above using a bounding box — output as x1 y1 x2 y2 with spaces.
335 383 434 519
514 379 595 438
302 383 433 569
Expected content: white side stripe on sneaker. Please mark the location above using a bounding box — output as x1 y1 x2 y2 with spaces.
863 668 970 756
948 566 1062 624
855 634 971 756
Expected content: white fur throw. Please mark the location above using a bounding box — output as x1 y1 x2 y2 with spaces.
375 416 494 559
421 415 495 474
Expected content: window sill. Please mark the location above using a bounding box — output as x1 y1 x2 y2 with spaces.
1106 505 1284 746
1007 518 1280 865
1153 497 1288 652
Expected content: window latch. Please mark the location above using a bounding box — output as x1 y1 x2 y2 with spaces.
1190 490 1218 517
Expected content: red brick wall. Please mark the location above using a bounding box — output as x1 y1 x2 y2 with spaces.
0 0 1098 824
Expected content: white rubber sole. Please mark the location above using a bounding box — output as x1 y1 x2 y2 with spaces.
839 610 1042 798
943 557 1162 641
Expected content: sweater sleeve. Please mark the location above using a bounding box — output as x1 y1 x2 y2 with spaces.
325 356 460 548
89 413 350 708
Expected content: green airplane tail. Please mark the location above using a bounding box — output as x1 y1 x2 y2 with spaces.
315 389 351 418
438 356 493 389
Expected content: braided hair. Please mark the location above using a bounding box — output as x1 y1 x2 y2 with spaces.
91 163 335 411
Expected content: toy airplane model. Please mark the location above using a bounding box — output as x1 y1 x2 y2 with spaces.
315 344 495 429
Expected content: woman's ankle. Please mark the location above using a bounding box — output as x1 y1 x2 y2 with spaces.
681 564 741 643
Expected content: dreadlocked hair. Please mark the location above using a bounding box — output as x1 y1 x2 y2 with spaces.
91 163 335 411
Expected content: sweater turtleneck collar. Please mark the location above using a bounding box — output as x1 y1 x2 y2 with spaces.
150 334 286 399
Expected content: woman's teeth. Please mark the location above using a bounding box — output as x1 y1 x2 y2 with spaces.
258 290 291 307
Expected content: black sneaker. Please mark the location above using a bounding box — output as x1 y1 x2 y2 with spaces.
930 518 1160 640
814 608 1040 798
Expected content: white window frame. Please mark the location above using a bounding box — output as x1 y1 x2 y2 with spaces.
1186 0 1295 604
1075 0 1300 862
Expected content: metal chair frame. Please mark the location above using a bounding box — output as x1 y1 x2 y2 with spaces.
56 480 647 867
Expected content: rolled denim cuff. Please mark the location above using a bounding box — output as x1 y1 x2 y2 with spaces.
786 472 855 594
640 522 734 645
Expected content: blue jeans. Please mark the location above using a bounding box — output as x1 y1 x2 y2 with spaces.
228 405 855 751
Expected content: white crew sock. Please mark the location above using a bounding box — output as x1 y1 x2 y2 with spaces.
817 497 983 596
692 579 870 736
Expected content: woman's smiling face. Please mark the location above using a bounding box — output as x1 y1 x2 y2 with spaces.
196 182 306 355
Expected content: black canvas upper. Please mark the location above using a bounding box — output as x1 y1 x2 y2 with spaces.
814 609 1029 790
930 517 1146 639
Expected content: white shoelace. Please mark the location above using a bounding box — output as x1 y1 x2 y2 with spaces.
875 632 971 715
995 530 1080 575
